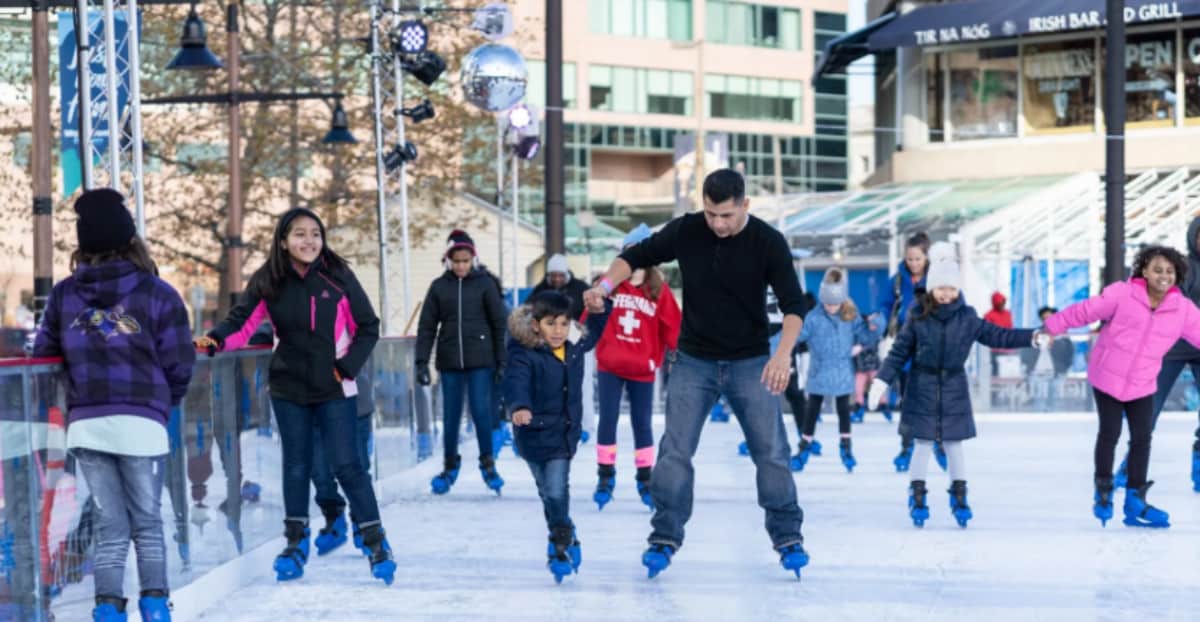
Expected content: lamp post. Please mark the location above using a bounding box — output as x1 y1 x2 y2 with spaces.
156 3 355 313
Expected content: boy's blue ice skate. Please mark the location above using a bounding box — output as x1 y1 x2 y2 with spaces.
314 511 348 556
547 526 579 584
92 597 127 622
362 524 396 585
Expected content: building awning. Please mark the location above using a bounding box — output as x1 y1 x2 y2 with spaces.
867 0 1200 52
814 12 896 77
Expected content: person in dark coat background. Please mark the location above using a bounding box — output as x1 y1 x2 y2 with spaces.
1144 217 1200 493
532 253 591 320
415 230 508 496
870 242 1035 528
876 232 931 472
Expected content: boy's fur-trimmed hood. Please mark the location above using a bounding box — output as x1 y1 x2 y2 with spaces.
507 304 589 350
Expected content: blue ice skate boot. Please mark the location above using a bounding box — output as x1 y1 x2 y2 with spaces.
547 526 578 584
778 543 809 579
1093 476 1115 527
881 404 894 422
1114 455 1129 488
737 441 750 456
893 443 913 473
642 543 675 579
934 441 948 472
594 465 616 510
839 438 856 473
948 480 972 528
417 431 434 460
789 439 814 472
92 596 127 622
710 402 729 422
809 439 823 456
137 590 171 622
314 510 348 556
361 524 396 585
272 519 310 581
581 429 590 444
1192 442 1200 492
480 455 505 495
850 404 865 423
636 467 655 511
430 454 461 495
908 480 930 527
1123 481 1170 528
491 427 504 459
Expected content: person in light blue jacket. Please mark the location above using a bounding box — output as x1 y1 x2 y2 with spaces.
791 268 881 473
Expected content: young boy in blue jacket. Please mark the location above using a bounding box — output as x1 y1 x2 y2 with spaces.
504 290 610 583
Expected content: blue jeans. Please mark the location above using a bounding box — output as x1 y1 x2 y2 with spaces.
650 351 803 550
441 368 495 458
73 449 168 598
272 398 381 525
1152 359 1200 442
596 371 655 449
312 415 373 519
525 458 571 529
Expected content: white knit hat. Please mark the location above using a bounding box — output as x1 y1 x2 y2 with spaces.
818 268 848 306
925 241 962 290
546 253 569 275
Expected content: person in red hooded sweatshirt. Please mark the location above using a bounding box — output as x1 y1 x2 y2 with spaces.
982 291 1014 377
590 223 681 512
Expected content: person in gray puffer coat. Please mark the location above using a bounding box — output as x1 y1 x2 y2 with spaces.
1144 217 1200 492
790 268 882 473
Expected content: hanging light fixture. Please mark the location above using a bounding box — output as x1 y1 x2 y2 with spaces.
166 7 223 71
322 101 357 145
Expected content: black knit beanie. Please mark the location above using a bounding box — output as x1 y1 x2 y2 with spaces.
75 188 136 254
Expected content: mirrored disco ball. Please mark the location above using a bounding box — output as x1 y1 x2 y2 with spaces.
460 43 527 112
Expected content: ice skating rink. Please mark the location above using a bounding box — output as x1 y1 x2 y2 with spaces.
194 412 1200 622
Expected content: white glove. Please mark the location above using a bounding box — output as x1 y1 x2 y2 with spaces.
1032 331 1052 349
850 344 863 357
868 378 890 409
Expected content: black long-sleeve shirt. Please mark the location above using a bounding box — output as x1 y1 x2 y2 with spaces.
619 213 805 360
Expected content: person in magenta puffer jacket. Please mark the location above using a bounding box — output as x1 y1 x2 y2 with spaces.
1041 245 1200 529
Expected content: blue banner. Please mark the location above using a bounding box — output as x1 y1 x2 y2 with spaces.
58 10 138 198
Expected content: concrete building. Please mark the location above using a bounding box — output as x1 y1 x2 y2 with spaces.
500 0 851 231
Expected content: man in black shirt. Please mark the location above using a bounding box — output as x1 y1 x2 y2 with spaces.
584 169 809 579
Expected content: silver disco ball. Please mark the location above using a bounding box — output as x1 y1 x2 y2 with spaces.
460 43 527 112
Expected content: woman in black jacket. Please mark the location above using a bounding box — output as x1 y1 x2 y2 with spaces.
415 230 508 495
197 208 394 586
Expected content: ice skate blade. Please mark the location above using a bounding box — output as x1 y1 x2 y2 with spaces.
1122 517 1170 529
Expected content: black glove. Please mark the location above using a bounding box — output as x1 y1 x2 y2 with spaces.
416 365 431 386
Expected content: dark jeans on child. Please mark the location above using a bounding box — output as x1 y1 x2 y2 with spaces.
312 414 373 517
525 458 571 529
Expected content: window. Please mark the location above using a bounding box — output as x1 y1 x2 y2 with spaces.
589 0 692 40
590 65 693 115
1022 39 1096 134
1117 31 1177 126
814 11 846 33
524 60 577 109
707 1 801 50
1186 29 1200 124
948 46 1018 140
706 74 802 122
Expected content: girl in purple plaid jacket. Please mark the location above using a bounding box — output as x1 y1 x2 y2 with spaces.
34 189 196 622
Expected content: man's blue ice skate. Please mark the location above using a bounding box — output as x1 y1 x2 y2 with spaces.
642 543 675 579
778 543 809 579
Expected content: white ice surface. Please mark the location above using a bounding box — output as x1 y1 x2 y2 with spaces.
193 412 1200 622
